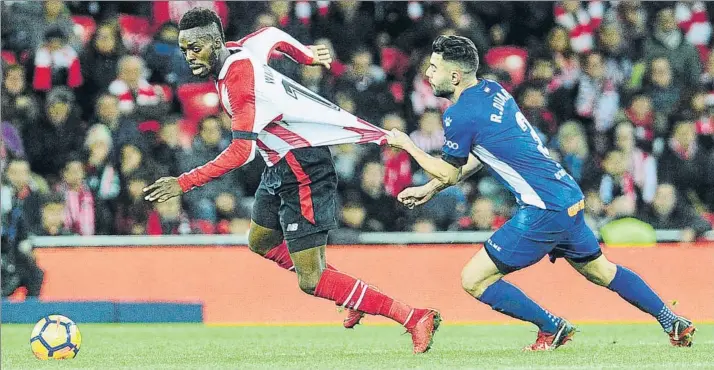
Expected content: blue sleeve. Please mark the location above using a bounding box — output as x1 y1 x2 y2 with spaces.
440 111 474 168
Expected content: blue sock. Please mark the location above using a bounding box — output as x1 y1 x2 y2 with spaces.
607 265 676 332
479 280 561 333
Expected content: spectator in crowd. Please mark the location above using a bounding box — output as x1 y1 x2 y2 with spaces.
336 47 396 124
518 83 558 138
1 158 47 234
80 23 127 107
552 120 597 187
604 1 648 60
151 117 184 177
354 161 403 231
115 174 152 235
213 193 249 235
2 65 41 129
451 197 505 231
91 93 142 153
179 116 242 222
410 218 437 233
575 52 619 135
109 55 170 121
409 109 445 155
38 195 72 236
638 183 712 242
546 26 581 90
146 196 193 235
84 124 120 235
143 22 190 86
32 27 83 92
299 63 334 101
56 156 95 236
617 92 666 153
687 89 714 151
644 7 701 86
312 1 377 62
441 2 489 55
554 0 604 54
583 189 609 231
675 2 711 63
598 21 634 88
598 150 638 219
331 198 367 244
4 0 79 53
1 202 44 298
381 113 412 197
699 50 714 91
613 121 657 204
658 116 713 211
23 87 85 180
645 58 682 119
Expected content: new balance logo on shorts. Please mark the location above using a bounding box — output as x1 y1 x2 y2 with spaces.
287 223 299 232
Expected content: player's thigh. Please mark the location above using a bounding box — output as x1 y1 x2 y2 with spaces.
554 213 609 284
461 247 504 298
248 183 283 255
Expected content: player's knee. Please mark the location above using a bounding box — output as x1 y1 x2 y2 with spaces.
461 268 493 299
582 257 617 287
296 269 322 295
248 227 282 256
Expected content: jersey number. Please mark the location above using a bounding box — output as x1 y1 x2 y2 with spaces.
282 79 341 112
515 111 551 158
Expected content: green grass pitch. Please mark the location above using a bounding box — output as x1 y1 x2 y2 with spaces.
1 323 711 369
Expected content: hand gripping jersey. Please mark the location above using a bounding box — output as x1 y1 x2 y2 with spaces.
177 27 387 192
440 79 584 211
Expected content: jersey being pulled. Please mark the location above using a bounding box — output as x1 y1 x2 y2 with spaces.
178 27 387 192
440 79 583 211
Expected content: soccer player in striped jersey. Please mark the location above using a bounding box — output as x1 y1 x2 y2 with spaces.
143 7 439 353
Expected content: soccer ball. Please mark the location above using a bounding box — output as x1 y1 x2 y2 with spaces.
30 315 82 360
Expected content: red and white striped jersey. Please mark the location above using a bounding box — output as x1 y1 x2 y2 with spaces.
178 27 387 192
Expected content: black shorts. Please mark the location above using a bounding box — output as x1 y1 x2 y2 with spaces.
251 147 338 252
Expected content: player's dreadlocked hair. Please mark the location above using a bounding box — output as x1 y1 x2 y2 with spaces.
432 35 479 73
179 7 225 42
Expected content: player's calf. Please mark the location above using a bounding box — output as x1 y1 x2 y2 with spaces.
573 255 690 339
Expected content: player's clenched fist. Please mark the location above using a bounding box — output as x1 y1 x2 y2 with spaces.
143 176 183 203
309 44 333 69
386 128 413 150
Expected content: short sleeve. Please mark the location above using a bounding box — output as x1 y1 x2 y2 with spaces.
441 111 474 168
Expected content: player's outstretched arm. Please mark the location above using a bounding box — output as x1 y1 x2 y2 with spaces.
397 154 482 209
236 27 331 68
143 139 256 203
387 129 462 185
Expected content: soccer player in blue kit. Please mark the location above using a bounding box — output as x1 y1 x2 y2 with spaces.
387 35 696 351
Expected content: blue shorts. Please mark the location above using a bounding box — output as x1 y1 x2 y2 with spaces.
484 201 602 274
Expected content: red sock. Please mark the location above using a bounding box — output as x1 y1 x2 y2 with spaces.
314 269 419 327
263 241 337 271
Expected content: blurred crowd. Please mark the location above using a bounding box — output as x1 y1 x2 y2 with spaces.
2 0 714 256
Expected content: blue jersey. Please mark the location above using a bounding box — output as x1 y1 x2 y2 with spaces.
441 79 583 211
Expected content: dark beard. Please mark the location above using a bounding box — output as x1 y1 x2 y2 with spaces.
206 47 219 78
433 88 453 99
